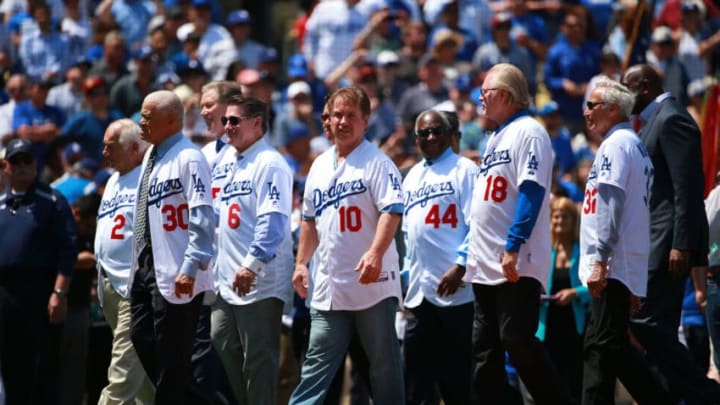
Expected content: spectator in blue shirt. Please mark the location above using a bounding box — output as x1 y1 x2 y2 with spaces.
18 2 70 81
62 76 123 163
544 7 601 135
12 76 66 173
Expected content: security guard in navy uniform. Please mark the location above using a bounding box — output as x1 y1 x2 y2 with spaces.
0 138 77 404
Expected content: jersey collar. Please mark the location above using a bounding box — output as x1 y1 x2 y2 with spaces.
423 146 454 166
155 132 184 160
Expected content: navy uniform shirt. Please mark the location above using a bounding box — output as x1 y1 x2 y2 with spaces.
0 182 77 280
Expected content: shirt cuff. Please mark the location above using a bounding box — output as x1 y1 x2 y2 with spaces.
241 254 265 275
179 259 199 278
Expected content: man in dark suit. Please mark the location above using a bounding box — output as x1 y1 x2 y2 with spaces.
622 64 719 404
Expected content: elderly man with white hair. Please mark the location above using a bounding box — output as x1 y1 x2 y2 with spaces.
96 118 154 405
579 77 671 405
129 90 215 404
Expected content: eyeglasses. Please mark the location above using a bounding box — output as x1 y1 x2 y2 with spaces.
221 115 253 126
9 154 35 166
480 87 499 97
586 101 606 110
416 126 445 138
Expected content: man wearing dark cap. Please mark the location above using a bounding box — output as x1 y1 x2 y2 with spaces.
0 138 77 404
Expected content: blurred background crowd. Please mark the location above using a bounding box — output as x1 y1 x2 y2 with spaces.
1 0 720 403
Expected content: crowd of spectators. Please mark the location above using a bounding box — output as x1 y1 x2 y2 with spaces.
1 0 720 403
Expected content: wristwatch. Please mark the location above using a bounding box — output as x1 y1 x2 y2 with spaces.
53 288 67 299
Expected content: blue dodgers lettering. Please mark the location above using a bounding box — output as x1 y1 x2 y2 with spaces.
212 161 234 181
480 149 512 174
220 179 253 202
404 181 455 213
147 177 184 206
312 179 367 216
587 166 598 181
98 191 136 218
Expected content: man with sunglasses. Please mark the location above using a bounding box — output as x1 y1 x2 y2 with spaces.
0 138 77 403
401 109 478 404
464 63 571 404
212 94 294 405
579 77 671 405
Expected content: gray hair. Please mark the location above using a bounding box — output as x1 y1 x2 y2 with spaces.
488 63 531 109
201 81 243 104
592 76 635 119
111 119 148 152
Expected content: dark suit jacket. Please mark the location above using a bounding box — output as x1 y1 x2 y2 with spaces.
639 96 709 271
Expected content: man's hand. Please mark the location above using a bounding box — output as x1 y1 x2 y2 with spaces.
76 251 96 270
501 251 520 283
554 288 577 306
232 267 256 296
293 263 309 299
668 248 690 276
437 264 466 297
48 292 67 324
174 274 195 298
588 261 608 298
355 249 383 284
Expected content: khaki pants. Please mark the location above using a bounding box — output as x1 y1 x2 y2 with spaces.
98 275 154 405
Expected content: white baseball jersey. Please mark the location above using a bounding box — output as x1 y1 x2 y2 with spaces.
302 140 404 311
403 150 478 308
201 137 234 203
130 136 215 304
465 114 553 290
579 123 654 297
95 167 139 298
216 138 294 306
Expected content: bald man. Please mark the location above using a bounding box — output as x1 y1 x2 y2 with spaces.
129 90 215 404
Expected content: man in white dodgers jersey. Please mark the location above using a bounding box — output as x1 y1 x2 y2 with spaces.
129 90 215 404
199 80 243 202
290 87 405 404
402 109 477 405
95 119 154 404
466 63 571 404
211 94 294 404
579 78 671 404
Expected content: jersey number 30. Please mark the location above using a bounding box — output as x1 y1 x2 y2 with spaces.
162 204 189 231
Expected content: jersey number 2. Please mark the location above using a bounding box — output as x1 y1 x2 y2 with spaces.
110 215 125 239
425 204 458 228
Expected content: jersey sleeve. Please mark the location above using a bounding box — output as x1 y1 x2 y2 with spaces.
368 157 404 212
515 134 552 189
595 141 630 192
184 158 213 209
255 162 293 217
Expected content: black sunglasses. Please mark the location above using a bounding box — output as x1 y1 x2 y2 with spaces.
416 126 445 138
9 154 35 165
221 115 253 126
586 101 606 110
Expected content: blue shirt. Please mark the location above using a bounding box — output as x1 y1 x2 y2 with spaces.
12 100 66 172
62 109 124 162
544 37 601 123
0 183 77 278
19 29 70 78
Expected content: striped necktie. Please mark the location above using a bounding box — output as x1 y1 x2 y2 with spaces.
134 147 157 246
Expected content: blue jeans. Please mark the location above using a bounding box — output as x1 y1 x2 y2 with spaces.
290 297 404 404
707 270 720 369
